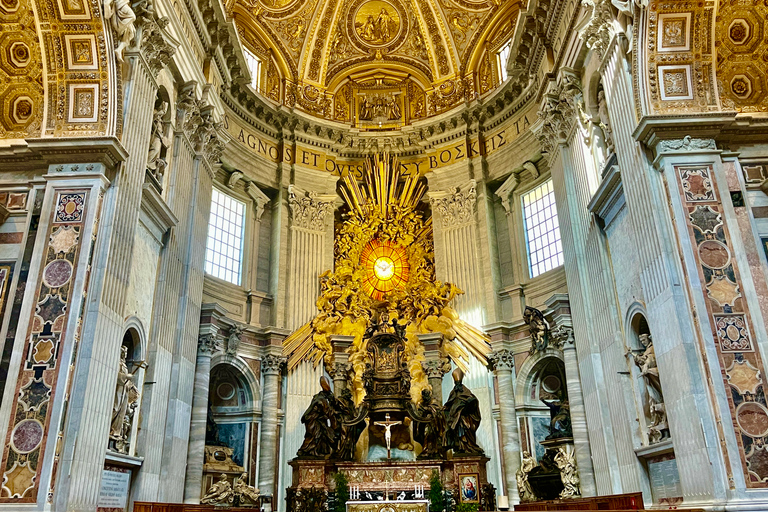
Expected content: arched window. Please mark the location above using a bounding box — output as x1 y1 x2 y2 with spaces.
243 48 262 92
496 38 513 82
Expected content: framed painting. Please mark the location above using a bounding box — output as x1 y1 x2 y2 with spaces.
459 473 479 503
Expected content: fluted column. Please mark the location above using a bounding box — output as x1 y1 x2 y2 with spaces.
422 361 447 404
183 334 218 502
489 350 519 502
555 327 596 496
258 354 286 498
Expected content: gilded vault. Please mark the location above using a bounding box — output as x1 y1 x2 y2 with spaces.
231 0 516 126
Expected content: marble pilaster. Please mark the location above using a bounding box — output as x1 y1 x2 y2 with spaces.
488 349 519 501
183 334 218 502
258 353 286 498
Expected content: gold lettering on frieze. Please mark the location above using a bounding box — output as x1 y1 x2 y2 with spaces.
224 106 534 174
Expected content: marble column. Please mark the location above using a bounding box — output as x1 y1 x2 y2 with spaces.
331 335 353 397
183 333 218 502
556 328 596 496
330 362 351 397
489 349 520 502
422 360 446 404
258 354 286 499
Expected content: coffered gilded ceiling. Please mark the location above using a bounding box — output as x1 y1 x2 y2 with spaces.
232 0 516 126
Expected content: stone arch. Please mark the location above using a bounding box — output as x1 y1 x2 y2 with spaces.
122 315 148 361
514 349 565 405
211 353 262 409
624 301 650 351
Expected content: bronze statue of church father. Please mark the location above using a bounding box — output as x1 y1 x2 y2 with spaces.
286 329 495 511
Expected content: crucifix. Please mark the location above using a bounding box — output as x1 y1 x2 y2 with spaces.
374 413 402 461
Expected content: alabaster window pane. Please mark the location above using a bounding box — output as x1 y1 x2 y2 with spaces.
205 189 246 285
523 180 563 278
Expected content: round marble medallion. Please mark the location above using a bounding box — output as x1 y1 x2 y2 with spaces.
11 419 43 454
737 401 768 438
217 382 236 400
43 258 73 289
698 239 730 269
542 375 561 393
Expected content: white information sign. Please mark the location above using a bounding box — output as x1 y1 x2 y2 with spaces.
97 469 131 510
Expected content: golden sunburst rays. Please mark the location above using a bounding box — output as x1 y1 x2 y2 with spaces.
282 152 491 385
339 153 426 218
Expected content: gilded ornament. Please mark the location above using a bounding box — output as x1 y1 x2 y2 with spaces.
282 153 491 405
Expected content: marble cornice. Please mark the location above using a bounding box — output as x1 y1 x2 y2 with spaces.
0 137 128 171
632 113 737 148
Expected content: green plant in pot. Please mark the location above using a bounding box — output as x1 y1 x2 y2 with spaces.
429 470 446 512
332 472 349 512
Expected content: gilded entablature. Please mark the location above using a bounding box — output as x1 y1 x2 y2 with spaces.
232 0 518 128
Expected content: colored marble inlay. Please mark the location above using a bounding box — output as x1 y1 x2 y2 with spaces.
0 190 87 502
676 164 768 487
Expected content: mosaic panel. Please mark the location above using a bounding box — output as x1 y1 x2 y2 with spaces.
0 190 87 502
676 164 768 487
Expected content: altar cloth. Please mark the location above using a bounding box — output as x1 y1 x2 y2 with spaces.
346 499 429 512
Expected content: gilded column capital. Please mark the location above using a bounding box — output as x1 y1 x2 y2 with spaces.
261 354 286 375
488 349 515 372
198 334 218 355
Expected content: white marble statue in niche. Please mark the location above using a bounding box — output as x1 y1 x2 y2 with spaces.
147 100 171 183
109 345 146 454
627 332 669 444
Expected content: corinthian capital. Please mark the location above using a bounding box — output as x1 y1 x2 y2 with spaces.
134 5 177 73
288 185 335 231
550 326 574 349
422 360 448 379
579 0 616 61
429 180 477 227
329 362 351 380
536 76 583 154
261 354 286 375
488 349 514 372
198 334 218 355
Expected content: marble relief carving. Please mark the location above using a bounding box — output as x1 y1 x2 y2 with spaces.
675 164 768 486
0 191 88 502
